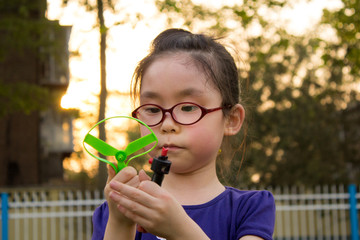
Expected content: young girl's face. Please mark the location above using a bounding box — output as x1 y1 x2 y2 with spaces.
138 52 228 174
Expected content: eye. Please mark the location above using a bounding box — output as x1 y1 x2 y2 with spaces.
180 104 199 112
143 106 161 114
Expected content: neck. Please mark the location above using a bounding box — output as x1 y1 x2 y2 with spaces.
162 163 225 205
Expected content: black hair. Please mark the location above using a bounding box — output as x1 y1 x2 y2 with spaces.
131 28 240 112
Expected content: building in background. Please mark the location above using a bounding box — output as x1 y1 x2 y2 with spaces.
0 0 74 186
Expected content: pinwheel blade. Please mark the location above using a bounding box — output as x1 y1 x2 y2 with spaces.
125 133 157 155
84 134 119 156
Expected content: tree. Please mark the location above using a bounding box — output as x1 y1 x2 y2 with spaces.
0 0 54 117
0 0 76 187
154 0 360 187
0 81 49 117
96 0 109 189
321 0 360 183
62 0 110 188
60 0 144 188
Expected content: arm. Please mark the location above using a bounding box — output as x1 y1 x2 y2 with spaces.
104 217 136 240
102 166 144 240
108 178 210 240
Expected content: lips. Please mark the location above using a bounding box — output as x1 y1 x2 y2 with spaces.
161 144 181 150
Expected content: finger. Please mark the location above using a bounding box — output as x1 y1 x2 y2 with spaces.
106 164 116 184
138 180 165 198
110 190 154 222
109 175 140 192
139 169 151 182
110 181 156 208
112 166 138 183
122 175 140 188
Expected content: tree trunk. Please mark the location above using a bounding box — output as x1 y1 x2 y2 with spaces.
97 0 108 189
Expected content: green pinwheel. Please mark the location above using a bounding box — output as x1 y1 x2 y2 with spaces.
83 116 158 173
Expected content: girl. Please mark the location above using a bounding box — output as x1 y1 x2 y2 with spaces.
92 28 275 240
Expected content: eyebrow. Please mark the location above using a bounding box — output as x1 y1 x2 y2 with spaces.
140 88 204 100
178 88 204 97
140 91 160 100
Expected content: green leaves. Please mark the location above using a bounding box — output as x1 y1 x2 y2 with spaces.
154 0 360 187
0 81 50 118
321 1 360 77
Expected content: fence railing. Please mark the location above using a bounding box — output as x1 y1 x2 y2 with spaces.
1 184 359 240
271 184 359 240
1 188 104 240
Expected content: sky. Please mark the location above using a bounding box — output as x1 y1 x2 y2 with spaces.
46 0 342 176
47 0 343 110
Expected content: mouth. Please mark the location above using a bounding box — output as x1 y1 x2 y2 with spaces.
160 144 182 151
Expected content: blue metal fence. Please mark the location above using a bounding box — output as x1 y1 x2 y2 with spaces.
1 192 8 240
349 184 359 240
1 184 359 240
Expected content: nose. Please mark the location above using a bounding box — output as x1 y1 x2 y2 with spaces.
160 112 178 133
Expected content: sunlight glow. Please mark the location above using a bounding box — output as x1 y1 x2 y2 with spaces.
251 173 260 183
47 0 344 178
60 94 74 109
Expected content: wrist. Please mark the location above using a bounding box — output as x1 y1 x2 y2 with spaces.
104 217 136 240
108 214 136 229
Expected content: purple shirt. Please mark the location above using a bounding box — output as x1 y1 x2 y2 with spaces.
92 187 275 240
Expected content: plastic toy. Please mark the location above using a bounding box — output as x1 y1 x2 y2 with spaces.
149 147 171 186
83 116 158 173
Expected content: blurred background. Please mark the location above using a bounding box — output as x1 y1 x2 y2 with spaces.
0 0 359 239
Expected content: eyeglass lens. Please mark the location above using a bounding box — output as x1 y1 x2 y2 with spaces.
135 103 202 126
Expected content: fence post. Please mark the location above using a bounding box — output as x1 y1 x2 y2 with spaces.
349 184 359 240
1 192 9 240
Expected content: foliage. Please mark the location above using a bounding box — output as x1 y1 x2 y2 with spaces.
155 0 360 187
0 0 62 61
322 0 360 78
0 0 64 118
0 80 50 117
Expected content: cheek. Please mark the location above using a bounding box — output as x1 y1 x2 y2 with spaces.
138 125 157 155
187 123 224 156
139 125 151 136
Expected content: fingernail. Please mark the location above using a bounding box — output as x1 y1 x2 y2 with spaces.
110 180 121 189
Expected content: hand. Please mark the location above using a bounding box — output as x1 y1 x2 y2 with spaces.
104 166 152 240
105 165 145 225
109 178 208 240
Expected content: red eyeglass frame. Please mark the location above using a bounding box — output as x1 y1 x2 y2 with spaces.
131 102 228 127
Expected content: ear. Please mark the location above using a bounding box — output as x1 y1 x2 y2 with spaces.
224 104 245 136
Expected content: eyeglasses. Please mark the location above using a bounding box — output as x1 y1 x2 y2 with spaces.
132 102 226 127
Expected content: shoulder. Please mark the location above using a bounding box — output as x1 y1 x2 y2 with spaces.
182 187 275 240
92 201 109 240
225 186 274 202
223 187 275 220
227 187 275 240
225 186 275 217
212 187 275 212
183 187 275 213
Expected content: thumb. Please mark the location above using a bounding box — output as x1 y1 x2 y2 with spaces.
106 164 116 184
139 169 151 182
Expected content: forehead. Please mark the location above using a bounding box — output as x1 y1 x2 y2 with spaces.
141 52 211 87
151 52 203 73
140 52 221 103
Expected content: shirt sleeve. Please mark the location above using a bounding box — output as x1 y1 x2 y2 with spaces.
92 201 109 240
236 190 276 240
